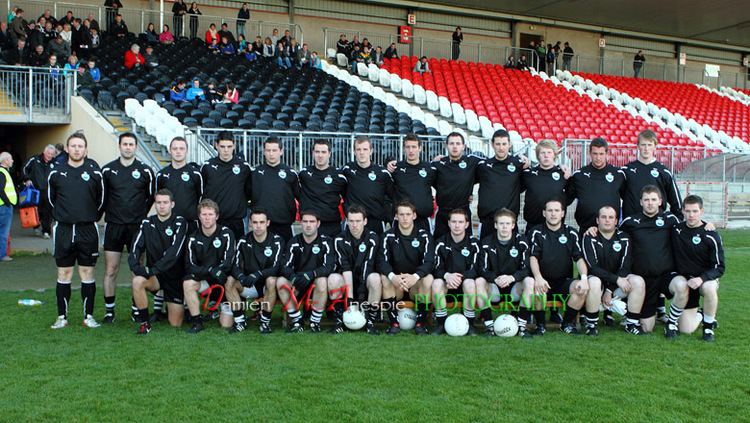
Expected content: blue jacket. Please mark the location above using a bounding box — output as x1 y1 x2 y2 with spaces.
186 87 205 101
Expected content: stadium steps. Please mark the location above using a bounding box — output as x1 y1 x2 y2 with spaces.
104 110 170 168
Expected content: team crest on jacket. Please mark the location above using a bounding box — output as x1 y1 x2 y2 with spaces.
419 169 427 178
181 172 190 181
324 175 333 184
458 161 467 169
232 165 240 175
165 227 174 236
650 168 659 177
461 248 470 257
212 238 222 248
264 247 273 257
552 172 560 181
692 235 701 245
81 171 90 181
509 247 519 257
612 241 622 252
507 163 516 172
368 172 376 181
132 169 141 179
411 239 420 248
605 172 614 182
358 243 367 253
312 245 321 254
559 234 568 244
655 217 664 227
279 170 287 179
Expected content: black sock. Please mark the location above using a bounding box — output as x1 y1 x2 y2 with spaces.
153 293 164 314
191 313 203 325
480 307 493 324
416 302 428 324
533 310 546 326
104 295 115 314
260 310 272 325
138 307 150 323
625 310 641 325
333 301 344 323
584 311 599 328
562 305 580 325
131 297 139 318
367 303 379 324
463 309 476 327
656 295 666 314
434 308 448 326
56 280 71 318
310 309 323 324
288 309 302 324
384 297 397 324
81 280 96 316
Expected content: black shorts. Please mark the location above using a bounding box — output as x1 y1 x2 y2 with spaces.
53 222 100 267
103 222 140 253
157 275 184 304
546 278 573 305
218 218 246 240
642 272 678 318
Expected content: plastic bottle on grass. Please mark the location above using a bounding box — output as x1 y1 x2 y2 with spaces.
18 299 43 306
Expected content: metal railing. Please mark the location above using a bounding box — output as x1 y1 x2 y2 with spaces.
0 65 75 123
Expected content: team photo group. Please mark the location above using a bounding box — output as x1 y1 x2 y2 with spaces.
42 127 724 341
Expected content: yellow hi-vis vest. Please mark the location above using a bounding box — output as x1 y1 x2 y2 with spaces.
0 167 17 206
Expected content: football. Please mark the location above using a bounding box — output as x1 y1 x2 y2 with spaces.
445 314 469 336
397 307 417 330
343 307 366 330
493 314 519 337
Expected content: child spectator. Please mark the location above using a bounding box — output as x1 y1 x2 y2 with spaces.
159 24 174 44
63 53 79 72
87 58 101 82
220 36 236 55
143 45 158 69
223 82 239 104
170 79 186 102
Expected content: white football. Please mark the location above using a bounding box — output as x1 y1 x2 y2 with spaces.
493 314 519 337
397 308 417 330
343 307 366 330
445 314 469 336
608 298 627 317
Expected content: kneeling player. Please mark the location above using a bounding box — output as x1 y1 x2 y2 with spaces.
432 208 482 335
183 199 236 333
528 197 593 335
224 209 284 334
668 195 724 341
330 205 381 334
582 205 646 335
130 189 189 333
276 211 336 333
478 208 534 337
379 200 434 335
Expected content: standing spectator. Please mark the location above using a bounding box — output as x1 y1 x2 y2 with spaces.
536 41 547 73
297 42 312 68
270 28 279 45
159 24 174 44
26 21 45 51
372 45 384 66
7 6 16 26
237 3 249 38
218 23 235 44
251 36 263 55
172 0 187 38
528 40 539 70
22 145 56 239
280 29 291 46
562 42 574 71
504 55 515 69
187 2 201 39
451 26 463 60
4 37 26 65
43 21 58 45
223 82 238 104
413 56 430 74
77 20 93 59
634 50 645 78
545 43 555 73
59 10 75 27
384 42 398 59
0 152 16 262
86 13 100 33
143 45 158 69
124 43 144 70
336 34 349 56
143 22 158 45
361 37 372 51
0 22 11 50
111 14 128 38
60 23 72 44
552 41 561 67
104 0 122 32
205 23 218 45
87 58 101 82
186 78 206 105
275 40 291 69
48 34 71 63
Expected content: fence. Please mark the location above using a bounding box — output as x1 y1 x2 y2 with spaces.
0 65 74 123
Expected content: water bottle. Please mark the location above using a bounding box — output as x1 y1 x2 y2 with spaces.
18 299 43 306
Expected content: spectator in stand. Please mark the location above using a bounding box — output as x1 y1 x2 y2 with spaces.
89 27 100 53
297 42 312 68
361 45 373 65
552 41 561 60
4 36 26 65
349 35 361 52
288 38 300 65
384 42 398 59
270 28 279 45
349 43 363 73
9 8 25 44
252 36 263 55
0 22 11 50
63 53 79 72
60 23 72 44
43 21 58 45
159 24 175 44
111 13 128 38
186 78 206 105
187 2 201 39
413 56 430 74
28 44 48 67
633 50 645 78
27 21 46 51
87 13 100 33
48 34 71 63
311 51 322 69
223 82 238 104
76 20 93 58
218 23 235 44
7 6 17 26
546 43 555 73
275 40 291 69
208 38 220 54
562 42 574 71
451 26 463 60
220 36 235 55
262 36 275 61
280 29 291 46
170 79 186 102
372 45 384 67
124 43 145 70
48 53 62 71
143 45 158 69
361 37 372 51
76 64 95 90
336 34 349 56
104 0 122 32
60 10 75 27
205 81 222 103
172 0 187 38
143 22 159 45
528 40 539 69
39 9 57 27
237 3 249 37
87 58 101 82
517 54 528 70
205 23 219 46
237 34 248 53
504 55 515 69
536 41 547 73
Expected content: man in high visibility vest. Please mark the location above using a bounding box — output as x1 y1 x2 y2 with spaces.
0 151 18 262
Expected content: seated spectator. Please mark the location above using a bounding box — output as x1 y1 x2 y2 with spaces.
208 38 220 54
251 36 263 55
413 56 430 74
26 21 45 50
89 27 100 51
311 51 322 69
349 35 361 52
159 24 175 44
42 21 57 45
60 23 72 44
288 38 300 66
262 37 275 59
349 44 363 73
504 55 515 69
28 44 48 67
336 34 349 56
218 23 234 44
186 78 206 105
143 22 159 45
275 40 290 69
170 79 187 102
237 34 247 53
48 54 62 72
111 13 128 38
280 29 292 47
143 45 158 69
361 37 372 51
4 37 26 65
297 42 312 68
76 65 95 90
360 46 373 65
372 46 384 66
48 35 71 63
384 42 398 59
124 43 145 70
205 23 219 46
206 81 223 103
86 58 101 82
63 53 79 72
516 54 528 71
223 82 239 104
220 37 235 55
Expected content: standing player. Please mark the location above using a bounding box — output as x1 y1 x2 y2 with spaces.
431 132 481 238
156 136 203 227
521 140 569 230
476 130 526 240
478 208 534 337
201 131 252 239
379 200 434 335
250 137 299 242
390 134 435 233
431 209 482 335
182 199 236 333
224 209 284 334
668 195 724 341
582 205 647 335
619 185 680 333
22 144 57 238
275 211 336 333
129 189 188 333
340 136 394 235
329 205 381 334
298 139 346 236
47 132 104 329
528 197 593 335
101 132 155 323
566 138 626 232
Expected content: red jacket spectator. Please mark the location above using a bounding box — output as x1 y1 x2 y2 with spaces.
124 45 145 69
205 25 219 45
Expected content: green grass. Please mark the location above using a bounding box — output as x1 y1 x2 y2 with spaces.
2 231 750 421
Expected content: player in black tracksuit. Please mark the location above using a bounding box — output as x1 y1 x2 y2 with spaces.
391 135 436 233
129 190 188 333
521 141 568 230
251 160 299 242
298 140 347 236
200 135 252 239
22 146 56 236
431 208 482 335
379 200 434 335
275 211 336 333
224 209 285 334
182 201 236 333
341 139 394 236
101 134 155 322
47 133 104 329
156 161 203 224
668 195 725 341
